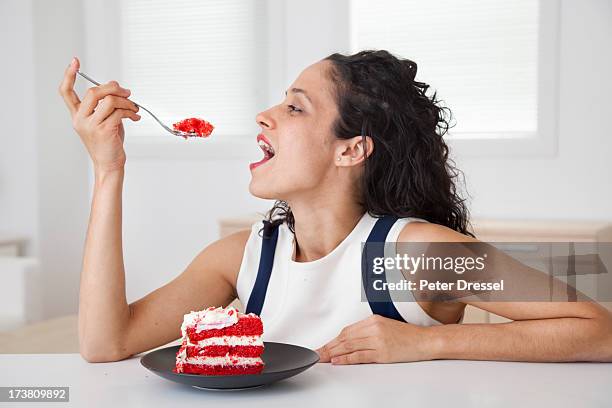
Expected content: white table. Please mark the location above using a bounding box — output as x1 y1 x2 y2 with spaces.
0 354 610 407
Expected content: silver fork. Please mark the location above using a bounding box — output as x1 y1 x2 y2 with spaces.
76 70 198 139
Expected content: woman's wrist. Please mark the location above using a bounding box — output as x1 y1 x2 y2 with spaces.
94 165 125 185
418 324 449 361
93 154 127 176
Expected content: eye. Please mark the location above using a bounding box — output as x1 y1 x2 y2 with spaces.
287 104 303 113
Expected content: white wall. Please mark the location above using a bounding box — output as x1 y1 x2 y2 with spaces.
0 0 38 256
1 0 610 319
458 0 612 221
1 0 90 321
0 0 42 326
32 0 90 320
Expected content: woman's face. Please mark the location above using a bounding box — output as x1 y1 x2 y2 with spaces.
249 60 342 201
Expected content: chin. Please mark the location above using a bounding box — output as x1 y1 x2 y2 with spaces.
248 178 279 200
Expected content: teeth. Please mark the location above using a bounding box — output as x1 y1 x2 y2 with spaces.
258 139 275 156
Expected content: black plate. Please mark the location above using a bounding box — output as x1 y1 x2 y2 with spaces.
140 342 319 390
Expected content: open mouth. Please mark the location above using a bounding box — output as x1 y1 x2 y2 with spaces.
250 134 275 171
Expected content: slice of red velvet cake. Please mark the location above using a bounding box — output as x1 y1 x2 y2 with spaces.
174 306 264 375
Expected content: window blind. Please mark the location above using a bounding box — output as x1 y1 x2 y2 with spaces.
120 0 267 139
351 0 539 137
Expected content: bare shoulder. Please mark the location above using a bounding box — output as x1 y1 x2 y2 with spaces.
192 229 252 288
202 229 252 261
398 220 477 243
397 221 473 323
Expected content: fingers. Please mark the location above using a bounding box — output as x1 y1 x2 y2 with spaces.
91 95 139 125
59 57 81 115
316 315 386 363
316 345 331 363
79 81 131 118
318 335 377 363
326 336 377 360
102 108 141 128
329 350 377 365
321 318 374 351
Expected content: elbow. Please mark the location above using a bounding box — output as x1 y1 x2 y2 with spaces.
78 318 132 363
79 343 130 363
596 318 612 362
582 312 612 362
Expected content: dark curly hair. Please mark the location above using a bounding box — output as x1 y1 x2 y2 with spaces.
263 49 473 238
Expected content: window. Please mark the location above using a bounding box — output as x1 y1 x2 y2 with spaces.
83 0 558 158
350 0 559 156
119 0 268 141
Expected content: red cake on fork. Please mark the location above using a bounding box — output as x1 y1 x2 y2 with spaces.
174 306 265 375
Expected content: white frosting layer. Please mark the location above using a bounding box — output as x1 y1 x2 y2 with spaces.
183 355 263 366
187 335 263 347
176 344 187 364
180 306 240 337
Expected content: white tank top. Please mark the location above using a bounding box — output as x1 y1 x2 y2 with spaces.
235 212 442 350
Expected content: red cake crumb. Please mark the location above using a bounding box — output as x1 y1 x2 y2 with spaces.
172 117 214 137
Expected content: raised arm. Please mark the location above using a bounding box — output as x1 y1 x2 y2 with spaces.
59 57 247 362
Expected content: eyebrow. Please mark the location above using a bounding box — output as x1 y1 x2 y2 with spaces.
285 87 312 104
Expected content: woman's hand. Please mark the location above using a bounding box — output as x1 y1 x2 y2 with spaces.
59 57 141 173
316 314 438 365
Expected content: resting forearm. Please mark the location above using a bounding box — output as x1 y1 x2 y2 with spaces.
78 168 130 360
429 316 612 362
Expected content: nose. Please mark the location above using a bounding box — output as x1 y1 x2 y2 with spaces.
255 109 275 130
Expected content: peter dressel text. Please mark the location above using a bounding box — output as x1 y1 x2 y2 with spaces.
372 279 505 292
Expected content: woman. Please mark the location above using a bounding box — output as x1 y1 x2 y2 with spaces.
59 50 612 364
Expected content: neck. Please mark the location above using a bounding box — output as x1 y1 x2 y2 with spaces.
287 192 365 263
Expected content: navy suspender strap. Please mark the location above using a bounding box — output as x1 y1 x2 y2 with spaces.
361 215 407 322
245 222 280 315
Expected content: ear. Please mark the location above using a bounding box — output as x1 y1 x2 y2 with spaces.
334 135 374 166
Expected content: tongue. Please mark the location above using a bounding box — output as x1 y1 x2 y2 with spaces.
251 151 271 168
